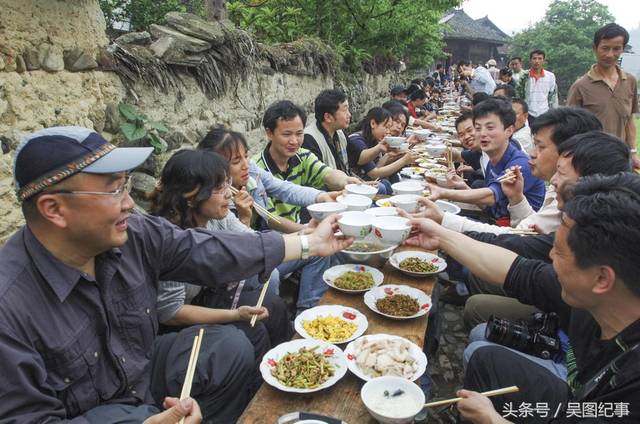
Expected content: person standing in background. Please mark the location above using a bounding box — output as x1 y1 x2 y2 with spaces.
516 50 558 127
567 23 639 169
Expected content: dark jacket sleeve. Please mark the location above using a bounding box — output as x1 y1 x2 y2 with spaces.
503 256 571 328
135 214 285 287
464 231 554 262
303 134 323 161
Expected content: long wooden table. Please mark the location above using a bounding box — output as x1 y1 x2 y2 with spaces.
238 246 436 424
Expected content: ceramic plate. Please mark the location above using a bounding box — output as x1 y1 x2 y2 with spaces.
295 304 368 344
260 339 348 393
364 284 432 320
389 251 447 277
323 264 384 293
344 334 427 382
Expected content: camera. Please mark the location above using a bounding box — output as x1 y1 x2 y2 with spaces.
485 312 561 360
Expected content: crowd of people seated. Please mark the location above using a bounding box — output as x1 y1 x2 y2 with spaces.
0 21 638 424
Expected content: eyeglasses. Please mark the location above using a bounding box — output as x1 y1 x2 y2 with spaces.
210 181 232 196
45 175 133 199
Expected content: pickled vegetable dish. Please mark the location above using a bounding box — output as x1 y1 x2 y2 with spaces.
398 257 438 273
334 271 374 290
270 346 335 388
376 294 420 316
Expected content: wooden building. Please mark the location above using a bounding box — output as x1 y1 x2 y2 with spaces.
438 9 511 70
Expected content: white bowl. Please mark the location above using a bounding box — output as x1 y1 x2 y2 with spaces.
435 200 461 215
398 143 410 152
361 376 426 424
388 194 421 213
425 144 447 157
337 194 373 212
384 136 406 148
364 207 398 217
391 181 424 196
338 211 374 239
372 216 411 245
389 251 447 277
345 184 377 199
412 129 431 141
307 202 348 220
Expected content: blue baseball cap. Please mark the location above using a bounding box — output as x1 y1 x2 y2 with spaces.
13 126 153 202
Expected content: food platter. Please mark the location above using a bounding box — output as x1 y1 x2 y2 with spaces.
344 334 427 382
260 339 348 393
389 251 447 277
363 285 432 320
323 264 384 293
294 304 369 344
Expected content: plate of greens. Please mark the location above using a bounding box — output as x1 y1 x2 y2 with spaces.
260 339 348 393
323 264 384 293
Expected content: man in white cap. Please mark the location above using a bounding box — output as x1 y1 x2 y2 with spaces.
487 58 500 82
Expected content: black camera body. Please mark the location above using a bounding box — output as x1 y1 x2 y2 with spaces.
485 312 561 360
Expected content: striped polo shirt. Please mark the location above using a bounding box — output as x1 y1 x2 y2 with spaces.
253 145 331 223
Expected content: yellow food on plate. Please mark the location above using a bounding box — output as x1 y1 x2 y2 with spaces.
303 315 358 342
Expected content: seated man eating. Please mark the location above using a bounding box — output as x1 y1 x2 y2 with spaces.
428 97 545 226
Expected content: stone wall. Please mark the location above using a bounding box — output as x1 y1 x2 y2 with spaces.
0 1 398 244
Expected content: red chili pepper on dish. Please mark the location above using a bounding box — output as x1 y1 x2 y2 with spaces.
342 311 356 320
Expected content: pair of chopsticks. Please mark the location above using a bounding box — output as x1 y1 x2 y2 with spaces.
230 186 282 224
445 142 454 171
250 280 270 327
496 166 521 183
425 385 519 408
177 328 205 424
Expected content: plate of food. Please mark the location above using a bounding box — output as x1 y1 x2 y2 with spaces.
389 251 447 277
399 166 427 180
340 235 398 267
344 334 427 381
323 264 384 293
260 339 348 393
295 304 369 344
364 285 432 320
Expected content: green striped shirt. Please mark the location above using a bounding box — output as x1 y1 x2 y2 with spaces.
253 146 331 223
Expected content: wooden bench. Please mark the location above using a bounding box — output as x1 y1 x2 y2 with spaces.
238 246 436 424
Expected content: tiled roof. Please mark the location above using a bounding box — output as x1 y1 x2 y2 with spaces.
441 9 511 44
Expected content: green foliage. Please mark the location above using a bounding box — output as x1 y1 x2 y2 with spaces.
510 0 614 100
99 0 205 32
118 103 169 153
227 0 459 69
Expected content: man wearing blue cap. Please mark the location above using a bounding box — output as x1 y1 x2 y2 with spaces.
0 127 352 423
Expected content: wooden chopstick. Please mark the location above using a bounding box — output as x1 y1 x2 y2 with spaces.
178 328 205 424
250 280 270 327
230 186 282 224
425 386 519 408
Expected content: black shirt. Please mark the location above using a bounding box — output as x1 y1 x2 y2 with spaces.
465 232 554 262
504 257 640 413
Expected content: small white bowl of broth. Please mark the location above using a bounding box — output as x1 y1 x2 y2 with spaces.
361 376 425 424
337 194 373 212
391 181 424 196
372 216 411 245
345 183 378 199
388 194 421 213
338 211 374 239
307 202 348 221
384 136 407 148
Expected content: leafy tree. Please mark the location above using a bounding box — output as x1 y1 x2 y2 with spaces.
100 0 205 32
509 0 614 100
227 0 459 68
